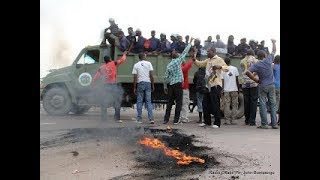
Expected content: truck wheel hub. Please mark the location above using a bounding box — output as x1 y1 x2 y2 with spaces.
50 95 65 108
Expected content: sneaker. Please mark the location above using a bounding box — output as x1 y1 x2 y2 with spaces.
150 120 155 124
249 123 256 126
163 121 169 124
181 119 188 123
199 123 206 127
271 126 279 129
116 120 123 123
212 125 220 128
257 125 268 129
173 120 181 125
136 120 142 124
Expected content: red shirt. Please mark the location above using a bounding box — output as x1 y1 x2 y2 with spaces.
93 54 126 84
181 59 193 89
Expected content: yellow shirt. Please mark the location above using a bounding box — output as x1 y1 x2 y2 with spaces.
194 55 229 87
240 55 259 88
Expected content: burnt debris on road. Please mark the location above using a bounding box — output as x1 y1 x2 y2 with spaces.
41 127 219 179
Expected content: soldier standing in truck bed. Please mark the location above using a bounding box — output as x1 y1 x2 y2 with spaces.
101 18 120 46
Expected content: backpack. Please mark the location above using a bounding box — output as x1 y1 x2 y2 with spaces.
194 68 208 94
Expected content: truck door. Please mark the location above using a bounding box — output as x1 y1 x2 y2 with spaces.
73 49 100 93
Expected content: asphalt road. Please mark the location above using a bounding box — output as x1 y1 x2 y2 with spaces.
40 104 280 180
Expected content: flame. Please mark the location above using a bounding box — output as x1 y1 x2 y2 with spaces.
139 137 165 149
138 137 205 165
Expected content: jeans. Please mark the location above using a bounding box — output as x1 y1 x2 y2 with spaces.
258 84 277 126
203 86 222 126
196 92 204 112
275 88 280 112
137 81 153 121
164 82 183 123
243 87 258 124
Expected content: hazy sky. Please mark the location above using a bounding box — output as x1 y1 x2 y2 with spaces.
40 0 280 77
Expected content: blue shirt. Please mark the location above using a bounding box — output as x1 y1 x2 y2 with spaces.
193 44 203 58
170 41 178 51
227 43 237 55
237 43 250 56
119 37 130 51
160 39 171 53
126 35 136 44
248 53 275 87
165 44 192 85
273 64 280 88
258 45 270 55
133 36 146 53
149 37 160 51
176 41 186 53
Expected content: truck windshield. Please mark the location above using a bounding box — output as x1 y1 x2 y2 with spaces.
84 55 96 64
77 49 100 65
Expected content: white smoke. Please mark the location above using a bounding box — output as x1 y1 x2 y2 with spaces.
40 0 280 79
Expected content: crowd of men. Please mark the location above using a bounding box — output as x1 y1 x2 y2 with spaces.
95 18 280 129
101 18 271 57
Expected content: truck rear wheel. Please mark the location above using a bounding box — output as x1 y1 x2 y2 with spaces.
43 87 72 115
70 104 91 114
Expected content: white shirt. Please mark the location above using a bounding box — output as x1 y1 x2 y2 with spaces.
132 60 153 83
222 65 239 92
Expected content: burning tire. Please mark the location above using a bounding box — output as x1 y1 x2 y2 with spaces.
43 87 72 115
70 104 91 114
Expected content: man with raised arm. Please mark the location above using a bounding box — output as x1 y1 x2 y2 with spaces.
163 37 194 125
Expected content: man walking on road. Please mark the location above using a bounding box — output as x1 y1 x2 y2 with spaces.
245 39 279 129
132 52 155 124
163 37 194 125
92 51 128 122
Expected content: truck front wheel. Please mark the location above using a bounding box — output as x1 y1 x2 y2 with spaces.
43 87 72 115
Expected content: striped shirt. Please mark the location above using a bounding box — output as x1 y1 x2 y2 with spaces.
164 44 192 85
